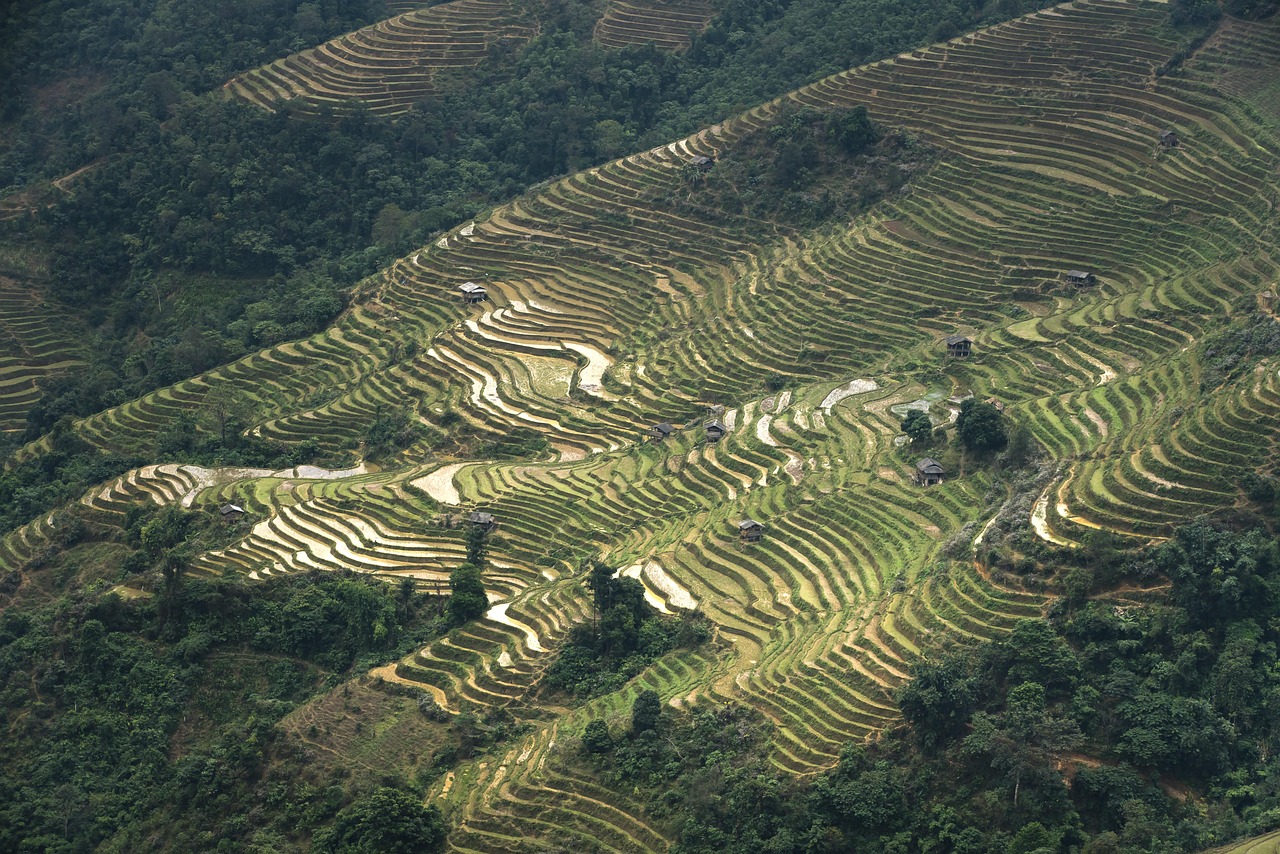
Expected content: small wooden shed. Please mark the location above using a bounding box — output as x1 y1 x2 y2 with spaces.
738 519 764 542
1065 270 1096 287
459 282 488 304
705 419 727 442
219 503 245 523
914 458 945 487
690 155 715 171
650 422 675 441
1159 129 1179 148
945 335 972 358
467 511 496 531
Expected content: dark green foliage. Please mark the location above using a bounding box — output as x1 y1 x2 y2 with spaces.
314 787 446 853
1242 473 1277 503
545 562 708 698
897 654 978 750
901 409 933 445
676 104 927 229
0 422 140 535
630 689 662 735
830 105 880 155
1201 313 1280 391
584 703 813 852
812 746 906 835
582 719 612 754
446 563 488 626
1171 0 1224 25
956 398 1008 452
1224 0 1280 16
0 572 430 851
464 523 488 569
1156 523 1278 626
363 407 420 460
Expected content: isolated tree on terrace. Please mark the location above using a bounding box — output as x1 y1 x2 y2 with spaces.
955 399 1007 452
631 689 662 735
830 105 880 155
447 562 487 626
464 522 488 569
901 409 932 446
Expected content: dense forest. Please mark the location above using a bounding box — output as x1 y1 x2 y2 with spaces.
0 571 451 851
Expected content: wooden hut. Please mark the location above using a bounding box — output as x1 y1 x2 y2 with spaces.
690 155 715 171
467 511 496 531
705 419 727 442
219 503 245 523
649 422 675 441
945 335 972 358
738 519 764 543
458 282 488 304
913 458 945 487
1065 270 1096 287
1159 129 1179 148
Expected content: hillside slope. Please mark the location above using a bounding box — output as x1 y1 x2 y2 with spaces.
224 0 718 117
4 0 1280 850
224 0 540 116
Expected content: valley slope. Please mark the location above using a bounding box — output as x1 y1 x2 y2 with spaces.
4 1 1280 850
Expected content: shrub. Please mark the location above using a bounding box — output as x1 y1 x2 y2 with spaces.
956 399 1007 452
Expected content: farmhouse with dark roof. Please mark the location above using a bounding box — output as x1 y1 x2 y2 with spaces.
945 335 972 358
650 422 675 441
914 458 945 487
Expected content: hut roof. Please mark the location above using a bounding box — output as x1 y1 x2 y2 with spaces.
706 419 727 432
458 282 486 294
945 335 972 345
738 519 764 530
916 458 944 475
468 511 495 525
653 422 674 435
1067 270 1093 279
219 503 244 515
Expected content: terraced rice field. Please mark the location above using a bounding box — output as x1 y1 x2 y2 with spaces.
593 0 715 52
8 1 1280 849
224 0 538 116
1210 830 1280 854
0 278 86 433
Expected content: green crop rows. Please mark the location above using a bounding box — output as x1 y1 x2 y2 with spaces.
225 0 539 116
7 2 1280 849
593 0 713 52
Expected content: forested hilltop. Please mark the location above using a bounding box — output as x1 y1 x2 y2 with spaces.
3 0 1280 850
